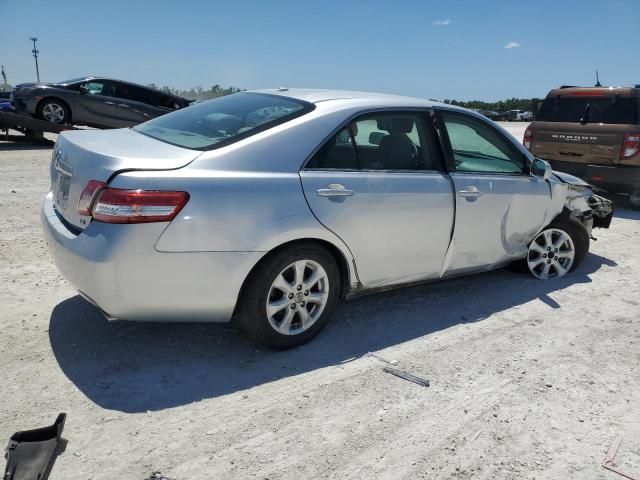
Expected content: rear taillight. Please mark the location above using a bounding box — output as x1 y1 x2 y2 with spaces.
90 187 189 224
621 132 640 159
77 180 106 216
523 126 533 150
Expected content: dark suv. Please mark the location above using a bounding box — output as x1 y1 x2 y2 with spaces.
10 76 190 129
524 85 640 208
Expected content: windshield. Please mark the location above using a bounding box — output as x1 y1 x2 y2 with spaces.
133 92 313 150
537 96 639 124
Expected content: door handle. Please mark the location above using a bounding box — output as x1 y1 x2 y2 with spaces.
458 186 483 197
117 104 129 108
317 184 354 197
104 101 115 105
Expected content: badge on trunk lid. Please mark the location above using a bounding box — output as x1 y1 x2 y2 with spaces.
53 148 73 210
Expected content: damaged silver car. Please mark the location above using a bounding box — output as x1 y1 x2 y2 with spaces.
42 89 613 348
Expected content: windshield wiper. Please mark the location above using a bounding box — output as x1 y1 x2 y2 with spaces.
580 102 591 124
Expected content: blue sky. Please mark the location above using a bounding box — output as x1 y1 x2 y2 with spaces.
2 0 638 101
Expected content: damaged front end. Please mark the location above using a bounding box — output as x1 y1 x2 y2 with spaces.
555 171 614 233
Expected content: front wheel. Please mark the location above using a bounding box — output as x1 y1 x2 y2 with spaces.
37 99 70 124
235 244 340 349
526 220 589 280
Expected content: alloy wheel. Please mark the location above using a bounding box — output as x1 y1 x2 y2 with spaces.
266 259 329 335
42 103 65 123
527 228 575 279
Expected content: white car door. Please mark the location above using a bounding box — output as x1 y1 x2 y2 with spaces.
437 110 553 275
300 111 455 288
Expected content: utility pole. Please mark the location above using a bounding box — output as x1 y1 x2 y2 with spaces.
30 37 40 82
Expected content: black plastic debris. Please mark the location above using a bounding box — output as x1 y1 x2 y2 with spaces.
4 413 66 480
382 367 430 387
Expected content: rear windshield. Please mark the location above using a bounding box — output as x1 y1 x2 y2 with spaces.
537 96 638 124
133 92 313 150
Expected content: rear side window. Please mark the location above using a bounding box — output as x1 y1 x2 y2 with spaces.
116 84 152 105
134 92 313 150
306 127 358 169
537 97 639 124
306 112 439 171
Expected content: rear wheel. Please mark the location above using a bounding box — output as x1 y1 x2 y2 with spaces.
235 244 340 349
526 220 589 279
37 99 70 124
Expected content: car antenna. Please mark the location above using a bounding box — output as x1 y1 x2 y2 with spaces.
595 70 602 87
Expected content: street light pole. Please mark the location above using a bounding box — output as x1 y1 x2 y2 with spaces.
30 37 40 82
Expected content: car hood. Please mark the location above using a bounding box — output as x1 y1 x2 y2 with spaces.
15 82 55 88
552 170 594 188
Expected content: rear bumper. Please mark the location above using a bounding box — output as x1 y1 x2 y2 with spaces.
546 159 640 193
41 192 264 322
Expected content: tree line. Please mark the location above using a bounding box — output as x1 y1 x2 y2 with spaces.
442 98 537 112
149 84 243 101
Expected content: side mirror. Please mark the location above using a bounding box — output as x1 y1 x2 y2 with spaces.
531 158 553 180
78 85 89 94
369 131 384 146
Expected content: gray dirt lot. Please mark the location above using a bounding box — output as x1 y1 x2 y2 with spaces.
0 124 639 479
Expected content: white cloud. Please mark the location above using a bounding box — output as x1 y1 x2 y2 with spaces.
504 41 521 49
432 19 451 26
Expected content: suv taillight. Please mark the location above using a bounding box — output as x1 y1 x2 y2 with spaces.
78 180 189 224
523 126 533 150
621 132 640 159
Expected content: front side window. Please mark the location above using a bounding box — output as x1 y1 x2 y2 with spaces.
306 112 437 171
441 111 525 174
79 81 115 96
134 92 313 150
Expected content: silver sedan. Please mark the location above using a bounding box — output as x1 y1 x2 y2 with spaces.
41 89 612 348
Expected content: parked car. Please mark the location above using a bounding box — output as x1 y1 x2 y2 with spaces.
10 76 190 128
524 85 640 208
41 89 613 348
507 109 532 121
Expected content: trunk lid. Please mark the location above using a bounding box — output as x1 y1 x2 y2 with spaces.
51 128 200 230
529 121 629 166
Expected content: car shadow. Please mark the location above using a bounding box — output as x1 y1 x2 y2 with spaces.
49 252 616 413
609 196 640 220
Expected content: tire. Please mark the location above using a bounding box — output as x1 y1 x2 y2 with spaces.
37 99 70 124
235 243 340 349
525 219 589 279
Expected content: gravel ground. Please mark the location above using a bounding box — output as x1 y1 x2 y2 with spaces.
0 124 639 479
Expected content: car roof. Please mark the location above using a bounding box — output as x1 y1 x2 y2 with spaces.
68 76 186 100
547 86 639 98
249 88 442 108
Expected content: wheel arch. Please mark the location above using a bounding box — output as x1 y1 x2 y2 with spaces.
236 238 355 314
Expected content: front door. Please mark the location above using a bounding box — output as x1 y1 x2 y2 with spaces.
75 80 118 128
300 111 454 288
438 110 552 274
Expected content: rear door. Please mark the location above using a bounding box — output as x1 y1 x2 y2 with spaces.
112 83 164 127
437 110 552 274
300 111 454 288
531 95 638 166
